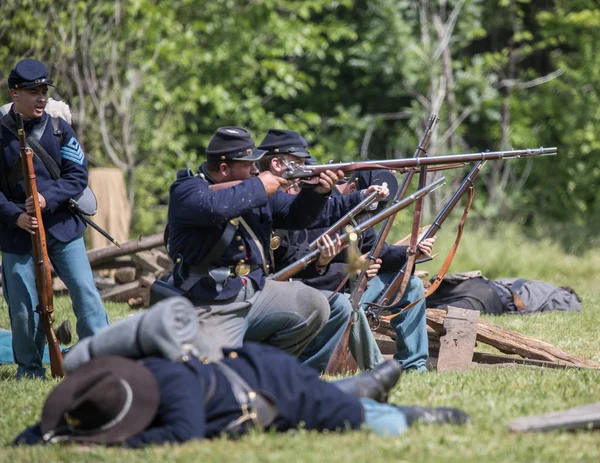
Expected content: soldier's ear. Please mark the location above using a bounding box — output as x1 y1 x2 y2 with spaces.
218 162 231 177
271 157 284 173
9 89 19 102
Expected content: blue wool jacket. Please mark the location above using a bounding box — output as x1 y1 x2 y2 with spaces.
14 343 364 447
167 165 363 300
0 107 87 253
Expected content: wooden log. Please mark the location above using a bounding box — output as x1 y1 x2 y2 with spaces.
155 251 173 273
114 267 137 284
95 277 117 290
132 250 165 276
87 233 164 267
53 277 68 293
373 333 396 355
426 308 599 369
100 281 142 302
91 256 135 271
139 275 156 308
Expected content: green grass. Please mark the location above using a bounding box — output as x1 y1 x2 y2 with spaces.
0 226 599 462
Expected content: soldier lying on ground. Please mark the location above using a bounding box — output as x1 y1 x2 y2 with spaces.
425 271 581 315
14 297 467 446
14 342 469 447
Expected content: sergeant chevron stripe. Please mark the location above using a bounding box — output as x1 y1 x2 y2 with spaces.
61 137 84 165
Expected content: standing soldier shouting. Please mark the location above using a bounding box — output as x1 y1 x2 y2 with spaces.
0 59 109 378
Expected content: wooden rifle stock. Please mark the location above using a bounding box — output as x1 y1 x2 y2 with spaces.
366 161 486 312
270 177 445 281
16 113 65 378
208 180 243 191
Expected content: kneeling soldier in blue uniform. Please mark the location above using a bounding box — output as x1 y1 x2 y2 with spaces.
166 126 363 361
14 343 469 447
0 59 109 378
258 129 434 373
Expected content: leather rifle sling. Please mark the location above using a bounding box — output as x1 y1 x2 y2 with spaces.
381 185 476 321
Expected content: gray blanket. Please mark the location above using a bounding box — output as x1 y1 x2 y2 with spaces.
64 296 199 373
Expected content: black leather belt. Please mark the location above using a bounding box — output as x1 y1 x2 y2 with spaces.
180 352 277 435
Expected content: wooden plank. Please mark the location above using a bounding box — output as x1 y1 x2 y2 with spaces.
426 308 599 369
373 308 599 369
509 402 600 433
87 233 164 267
436 306 479 372
472 352 587 370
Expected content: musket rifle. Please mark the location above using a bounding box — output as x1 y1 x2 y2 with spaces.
281 147 556 181
16 112 65 378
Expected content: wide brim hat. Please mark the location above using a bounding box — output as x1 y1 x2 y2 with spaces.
40 356 160 444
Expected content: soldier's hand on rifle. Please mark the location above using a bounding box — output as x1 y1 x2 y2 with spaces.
17 212 38 234
25 193 47 213
316 234 345 267
365 257 382 280
259 171 291 197
356 254 382 280
365 184 390 201
314 169 345 195
416 237 436 258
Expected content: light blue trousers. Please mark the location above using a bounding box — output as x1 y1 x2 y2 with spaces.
361 398 410 436
301 290 385 373
361 273 429 372
299 290 352 372
2 234 109 378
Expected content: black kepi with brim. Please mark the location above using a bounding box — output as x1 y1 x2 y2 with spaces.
206 126 265 163
8 59 55 90
258 129 314 161
40 356 160 444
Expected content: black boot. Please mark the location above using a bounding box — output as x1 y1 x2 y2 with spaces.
332 359 402 403
54 320 73 345
396 405 471 426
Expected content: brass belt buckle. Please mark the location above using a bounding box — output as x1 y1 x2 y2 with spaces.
235 263 251 276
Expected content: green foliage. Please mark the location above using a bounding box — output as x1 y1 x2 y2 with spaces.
0 0 598 249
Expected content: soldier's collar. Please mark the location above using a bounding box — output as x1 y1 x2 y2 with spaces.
197 163 216 184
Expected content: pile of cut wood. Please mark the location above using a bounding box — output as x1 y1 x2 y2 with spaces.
0 233 173 309
82 233 169 308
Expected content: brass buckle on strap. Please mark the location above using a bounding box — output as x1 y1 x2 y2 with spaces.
234 262 251 276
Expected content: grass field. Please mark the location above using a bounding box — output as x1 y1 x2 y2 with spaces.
0 227 599 462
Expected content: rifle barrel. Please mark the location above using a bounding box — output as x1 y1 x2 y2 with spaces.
282 147 557 179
